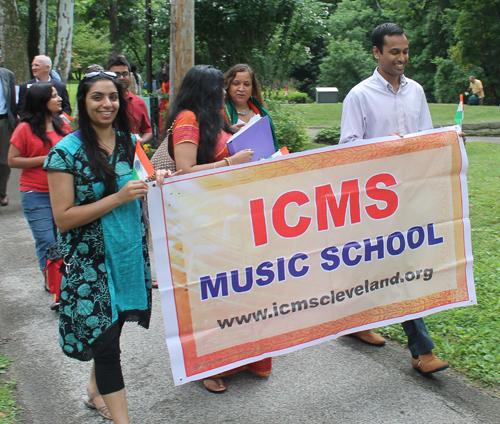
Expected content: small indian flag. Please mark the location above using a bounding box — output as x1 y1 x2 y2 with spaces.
454 94 464 127
131 140 155 181
270 146 290 158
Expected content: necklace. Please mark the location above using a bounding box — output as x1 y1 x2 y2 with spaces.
99 135 116 154
237 109 251 116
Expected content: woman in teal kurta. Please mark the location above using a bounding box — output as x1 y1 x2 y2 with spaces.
45 71 171 423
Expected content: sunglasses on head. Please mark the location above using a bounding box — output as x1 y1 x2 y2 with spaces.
83 71 117 80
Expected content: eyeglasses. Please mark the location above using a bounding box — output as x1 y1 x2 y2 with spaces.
83 71 117 80
114 71 130 78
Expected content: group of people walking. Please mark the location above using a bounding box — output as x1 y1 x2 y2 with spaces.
0 21 467 423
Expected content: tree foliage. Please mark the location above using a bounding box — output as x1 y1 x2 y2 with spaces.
451 0 500 104
316 0 500 104
194 0 327 88
318 0 382 100
71 20 113 79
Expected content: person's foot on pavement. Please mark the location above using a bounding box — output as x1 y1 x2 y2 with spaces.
0 195 8 206
412 351 449 374
347 330 386 346
203 377 226 393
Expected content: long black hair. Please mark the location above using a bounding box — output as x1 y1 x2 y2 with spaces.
76 73 134 197
20 82 67 147
166 65 231 164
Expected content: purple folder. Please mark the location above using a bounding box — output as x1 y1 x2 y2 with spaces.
226 115 276 161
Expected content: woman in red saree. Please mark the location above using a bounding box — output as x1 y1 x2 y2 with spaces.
165 65 272 393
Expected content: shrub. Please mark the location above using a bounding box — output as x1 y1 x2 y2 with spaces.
288 92 311 104
315 125 341 145
266 101 310 153
265 89 313 104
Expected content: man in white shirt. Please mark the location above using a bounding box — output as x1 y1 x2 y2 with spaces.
339 23 449 374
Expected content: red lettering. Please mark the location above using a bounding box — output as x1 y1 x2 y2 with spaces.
365 173 399 219
272 191 311 238
249 198 268 247
315 180 361 231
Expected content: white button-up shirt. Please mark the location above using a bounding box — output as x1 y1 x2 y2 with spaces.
340 68 433 144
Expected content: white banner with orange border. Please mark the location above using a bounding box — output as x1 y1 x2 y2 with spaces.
149 126 475 386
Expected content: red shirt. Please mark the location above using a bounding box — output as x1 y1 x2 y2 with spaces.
10 122 71 192
126 89 152 136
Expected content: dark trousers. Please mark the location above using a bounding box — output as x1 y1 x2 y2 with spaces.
401 318 435 357
93 322 125 395
0 118 13 198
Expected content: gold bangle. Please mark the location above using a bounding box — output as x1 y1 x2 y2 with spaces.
223 157 231 166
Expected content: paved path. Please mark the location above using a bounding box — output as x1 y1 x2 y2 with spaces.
2 164 500 424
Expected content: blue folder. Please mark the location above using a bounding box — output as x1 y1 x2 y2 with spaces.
226 115 276 161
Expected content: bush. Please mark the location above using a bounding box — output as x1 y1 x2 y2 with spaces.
266 101 310 153
288 92 311 104
265 89 313 104
315 125 341 145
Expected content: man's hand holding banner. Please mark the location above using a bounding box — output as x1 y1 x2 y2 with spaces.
149 127 475 386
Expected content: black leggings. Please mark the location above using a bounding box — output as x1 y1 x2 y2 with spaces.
94 321 125 395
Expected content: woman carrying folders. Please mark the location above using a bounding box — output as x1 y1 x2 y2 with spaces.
223 63 279 151
165 64 273 393
44 70 173 423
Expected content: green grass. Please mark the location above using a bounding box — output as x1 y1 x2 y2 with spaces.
0 355 20 423
375 142 500 385
294 103 500 127
67 80 79 115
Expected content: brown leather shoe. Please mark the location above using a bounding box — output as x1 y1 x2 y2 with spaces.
347 330 386 346
0 195 8 206
412 351 449 374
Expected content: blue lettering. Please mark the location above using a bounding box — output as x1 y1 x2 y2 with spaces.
342 241 362 266
231 267 253 293
364 236 384 262
408 226 425 249
288 253 309 277
200 273 229 300
256 261 275 286
320 246 340 271
387 232 405 256
277 257 286 282
427 223 444 245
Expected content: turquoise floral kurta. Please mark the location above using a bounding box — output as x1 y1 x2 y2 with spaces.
44 133 152 361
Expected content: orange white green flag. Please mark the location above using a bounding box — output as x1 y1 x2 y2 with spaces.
132 140 155 181
454 94 464 128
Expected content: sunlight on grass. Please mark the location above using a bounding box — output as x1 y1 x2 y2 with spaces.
294 103 499 127
377 143 500 385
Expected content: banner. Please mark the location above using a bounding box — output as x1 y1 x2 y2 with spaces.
149 127 475 386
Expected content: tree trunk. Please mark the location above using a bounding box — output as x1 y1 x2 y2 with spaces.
37 0 47 54
170 0 194 102
27 0 47 60
52 0 74 82
0 0 31 81
108 1 119 55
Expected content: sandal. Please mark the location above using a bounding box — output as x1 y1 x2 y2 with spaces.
203 377 226 393
152 279 158 289
83 391 112 420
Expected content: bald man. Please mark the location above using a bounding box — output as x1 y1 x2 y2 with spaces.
17 55 71 116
